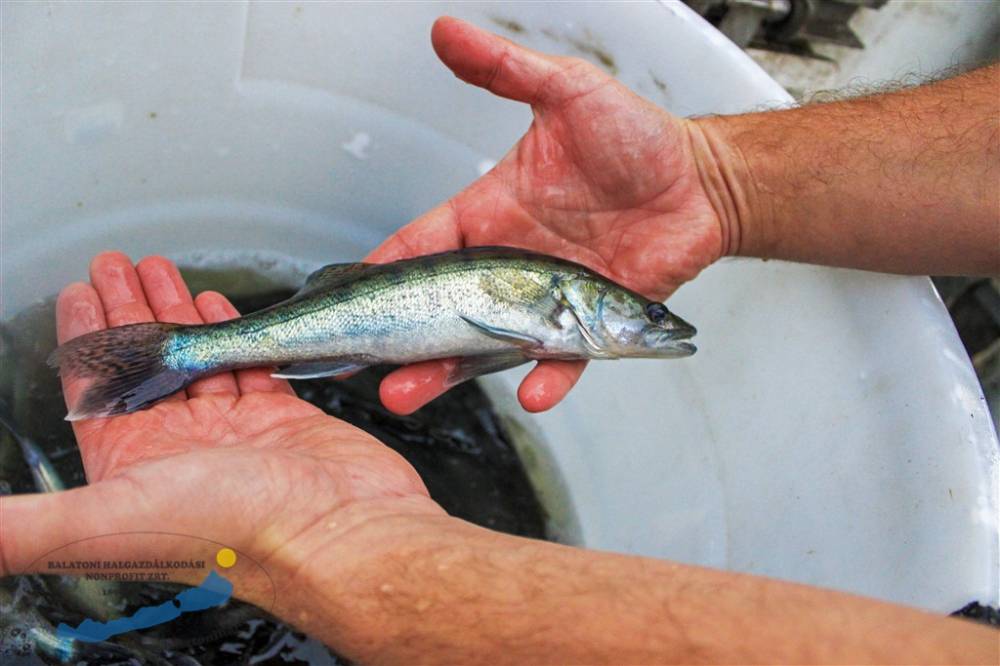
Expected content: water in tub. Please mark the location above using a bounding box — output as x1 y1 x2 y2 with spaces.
0 254 580 664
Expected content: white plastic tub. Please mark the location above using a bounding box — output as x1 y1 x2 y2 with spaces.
2 1 997 612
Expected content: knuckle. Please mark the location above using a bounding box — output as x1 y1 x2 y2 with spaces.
484 49 511 91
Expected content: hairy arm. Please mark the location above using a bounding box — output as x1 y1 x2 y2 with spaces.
278 514 996 665
692 64 1000 274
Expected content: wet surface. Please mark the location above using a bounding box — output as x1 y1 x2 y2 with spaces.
0 283 549 664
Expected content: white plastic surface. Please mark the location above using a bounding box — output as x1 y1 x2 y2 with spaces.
2 1 996 612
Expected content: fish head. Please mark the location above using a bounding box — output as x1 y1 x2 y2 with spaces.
561 277 697 359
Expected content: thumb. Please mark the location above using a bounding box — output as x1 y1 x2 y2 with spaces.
1 480 225 587
431 16 592 106
0 481 145 577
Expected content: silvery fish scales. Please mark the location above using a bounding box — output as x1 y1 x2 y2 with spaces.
50 247 697 419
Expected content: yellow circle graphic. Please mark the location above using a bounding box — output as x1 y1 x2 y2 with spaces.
216 547 237 568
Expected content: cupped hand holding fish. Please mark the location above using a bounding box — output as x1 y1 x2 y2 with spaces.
0 252 442 615
370 17 725 414
7 262 990 666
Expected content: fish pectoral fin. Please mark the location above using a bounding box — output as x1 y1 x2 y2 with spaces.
445 352 530 388
271 359 371 380
458 315 543 349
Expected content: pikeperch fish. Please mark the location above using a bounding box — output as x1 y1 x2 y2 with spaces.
50 247 697 420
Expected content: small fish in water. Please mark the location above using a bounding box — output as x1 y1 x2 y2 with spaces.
0 398 65 492
50 247 697 420
0 399 128 624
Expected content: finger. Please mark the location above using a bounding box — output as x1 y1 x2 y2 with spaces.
431 16 587 107
89 251 156 327
87 251 185 406
378 359 458 415
365 199 464 264
379 357 586 415
136 256 239 398
83 252 192 428
55 281 108 415
0 481 158 578
517 360 586 413
194 291 295 395
87 251 195 403
55 282 123 466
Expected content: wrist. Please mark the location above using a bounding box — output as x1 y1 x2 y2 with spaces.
686 115 773 258
262 494 451 653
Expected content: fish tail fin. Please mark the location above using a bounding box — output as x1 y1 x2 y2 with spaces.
47 323 188 420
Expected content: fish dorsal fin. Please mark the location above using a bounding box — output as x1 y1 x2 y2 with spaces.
292 262 373 299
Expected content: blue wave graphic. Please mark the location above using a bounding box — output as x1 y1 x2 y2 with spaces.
56 570 233 643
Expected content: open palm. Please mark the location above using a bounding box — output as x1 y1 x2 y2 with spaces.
1 252 438 605
370 17 725 415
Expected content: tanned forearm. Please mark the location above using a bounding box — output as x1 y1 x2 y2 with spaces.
691 64 1000 275
278 512 996 664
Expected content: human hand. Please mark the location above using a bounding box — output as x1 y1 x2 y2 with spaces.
2 261 990 665
370 17 728 415
0 252 443 614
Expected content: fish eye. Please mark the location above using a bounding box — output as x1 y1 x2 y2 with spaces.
646 302 669 324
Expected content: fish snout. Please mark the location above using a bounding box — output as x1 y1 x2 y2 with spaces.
663 311 697 340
